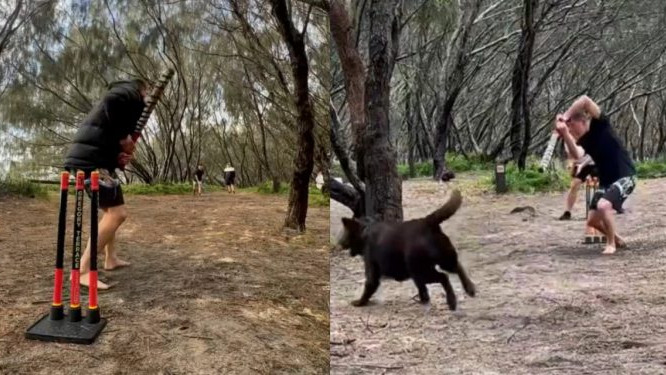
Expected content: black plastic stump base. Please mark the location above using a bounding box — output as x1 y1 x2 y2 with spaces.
25 313 107 345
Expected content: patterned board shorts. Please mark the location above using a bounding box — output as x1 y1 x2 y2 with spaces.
590 176 636 212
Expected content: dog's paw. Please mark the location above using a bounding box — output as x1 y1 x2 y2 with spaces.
465 283 477 297
446 296 457 311
351 299 367 307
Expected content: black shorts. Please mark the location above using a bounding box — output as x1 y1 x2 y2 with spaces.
573 164 598 180
84 172 124 209
225 174 236 186
590 176 636 212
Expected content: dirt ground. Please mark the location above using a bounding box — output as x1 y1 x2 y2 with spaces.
0 190 329 374
331 176 666 374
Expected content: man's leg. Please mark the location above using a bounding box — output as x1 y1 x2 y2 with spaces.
587 199 619 254
79 205 128 288
561 178 582 219
104 231 131 270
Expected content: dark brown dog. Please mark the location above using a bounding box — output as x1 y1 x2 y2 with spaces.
338 189 475 310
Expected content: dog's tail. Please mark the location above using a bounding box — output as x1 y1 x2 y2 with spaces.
425 189 462 226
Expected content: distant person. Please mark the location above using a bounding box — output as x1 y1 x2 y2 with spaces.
555 95 636 255
193 165 204 196
224 163 236 194
559 143 598 220
64 78 150 289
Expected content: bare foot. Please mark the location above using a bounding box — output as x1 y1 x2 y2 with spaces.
78 273 111 290
105 257 131 271
602 245 617 255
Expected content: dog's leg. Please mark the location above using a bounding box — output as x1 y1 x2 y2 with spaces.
455 261 476 297
412 277 431 304
352 267 380 307
431 271 457 310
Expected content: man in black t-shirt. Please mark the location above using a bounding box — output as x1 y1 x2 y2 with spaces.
555 95 636 255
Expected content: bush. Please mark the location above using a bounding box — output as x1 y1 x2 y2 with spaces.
255 180 290 194
482 162 570 194
0 178 48 199
397 153 491 180
635 159 666 179
309 186 329 207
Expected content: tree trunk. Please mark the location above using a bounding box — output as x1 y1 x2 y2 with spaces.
511 0 538 170
363 0 402 222
433 98 455 180
330 0 367 181
432 0 479 180
271 0 315 232
330 178 363 218
406 91 415 178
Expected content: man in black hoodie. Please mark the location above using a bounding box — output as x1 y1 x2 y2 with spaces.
64 79 148 289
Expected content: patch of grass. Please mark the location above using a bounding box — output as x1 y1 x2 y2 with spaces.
253 181 329 207
255 180 290 194
397 153 492 180
0 178 48 199
123 183 222 195
481 163 571 194
309 186 329 207
635 159 666 179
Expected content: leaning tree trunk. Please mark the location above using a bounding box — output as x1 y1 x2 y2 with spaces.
270 0 315 232
330 0 367 182
432 0 479 180
406 90 416 178
363 0 402 222
511 0 538 170
433 98 455 180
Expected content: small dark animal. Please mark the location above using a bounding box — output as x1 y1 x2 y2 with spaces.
440 171 456 182
338 189 476 310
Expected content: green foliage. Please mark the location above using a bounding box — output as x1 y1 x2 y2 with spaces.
447 153 492 172
255 180 291 194
308 186 329 207
635 159 666 179
122 183 222 195
486 163 571 194
397 162 432 179
396 153 491 180
0 178 48 198
253 181 329 207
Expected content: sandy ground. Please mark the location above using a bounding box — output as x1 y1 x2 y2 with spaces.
0 190 329 374
331 177 666 374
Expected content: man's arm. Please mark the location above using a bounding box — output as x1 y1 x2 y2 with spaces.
555 120 583 159
564 95 601 119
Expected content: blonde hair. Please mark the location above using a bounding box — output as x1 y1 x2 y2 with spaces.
569 111 589 122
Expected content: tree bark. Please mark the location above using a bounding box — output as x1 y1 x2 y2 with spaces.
330 178 363 218
270 0 316 232
510 0 538 170
406 90 415 178
432 0 479 180
330 0 367 181
363 0 402 222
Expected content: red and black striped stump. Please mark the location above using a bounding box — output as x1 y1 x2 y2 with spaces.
26 171 107 345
